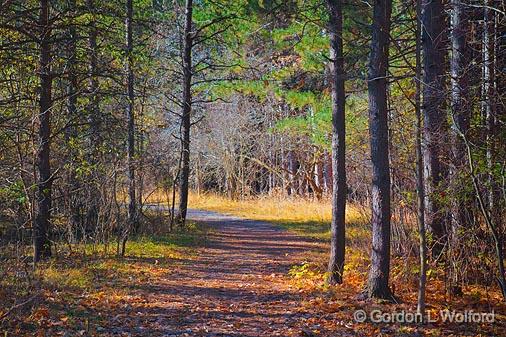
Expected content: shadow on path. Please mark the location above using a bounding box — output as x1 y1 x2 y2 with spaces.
95 208 344 337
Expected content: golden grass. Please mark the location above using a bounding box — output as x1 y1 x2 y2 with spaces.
192 192 371 240
144 189 368 240
144 189 334 220
191 192 334 221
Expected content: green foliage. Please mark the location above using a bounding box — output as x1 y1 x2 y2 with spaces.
211 80 270 101
0 180 27 206
274 92 332 147
202 0 373 152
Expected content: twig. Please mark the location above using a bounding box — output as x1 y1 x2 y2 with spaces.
0 294 39 320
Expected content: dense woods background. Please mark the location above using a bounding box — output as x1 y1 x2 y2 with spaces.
0 0 505 335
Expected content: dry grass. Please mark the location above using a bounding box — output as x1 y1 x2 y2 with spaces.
190 192 336 223
144 189 368 241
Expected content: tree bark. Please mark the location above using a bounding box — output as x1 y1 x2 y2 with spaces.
481 0 504 300
367 0 393 299
421 0 448 256
87 0 101 149
415 0 427 314
449 0 472 295
85 0 101 233
326 0 346 285
450 1 471 170
121 0 136 255
482 1 497 225
34 0 53 262
177 0 193 226
66 0 80 234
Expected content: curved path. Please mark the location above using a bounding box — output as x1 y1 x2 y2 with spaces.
102 209 351 337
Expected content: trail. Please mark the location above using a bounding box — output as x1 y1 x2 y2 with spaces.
99 209 353 337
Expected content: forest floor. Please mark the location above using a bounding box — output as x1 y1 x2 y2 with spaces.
2 204 506 336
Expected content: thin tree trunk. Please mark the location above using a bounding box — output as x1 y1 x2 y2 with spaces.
367 0 393 299
121 0 136 256
287 150 297 196
34 0 52 262
136 83 148 225
326 0 346 285
449 0 471 296
86 0 100 233
66 0 80 234
421 0 448 256
415 0 427 314
481 0 504 300
87 0 100 145
196 152 202 196
450 0 471 209
482 1 497 226
177 0 193 227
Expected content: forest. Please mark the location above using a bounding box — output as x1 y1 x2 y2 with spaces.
0 0 505 336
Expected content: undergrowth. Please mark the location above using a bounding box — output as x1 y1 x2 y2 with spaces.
0 220 207 335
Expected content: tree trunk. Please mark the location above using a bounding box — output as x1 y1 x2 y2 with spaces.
415 0 427 314
421 0 448 256
287 150 298 196
323 150 332 194
367 0 393 299
87 0 100 146
326 0 346 285
450 0 471 191
66 0 80 234
177 0 193 226
86 0 101 233
34 0 52 262
482 0 504 300
482 1 497 226
121 0 136 255
449 0 471 296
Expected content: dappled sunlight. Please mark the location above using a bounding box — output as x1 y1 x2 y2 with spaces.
1 0 504 334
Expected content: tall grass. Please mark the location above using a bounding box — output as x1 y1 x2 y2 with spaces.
143 190 369 240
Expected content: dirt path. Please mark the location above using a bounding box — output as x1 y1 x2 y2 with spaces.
98 209 352 337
